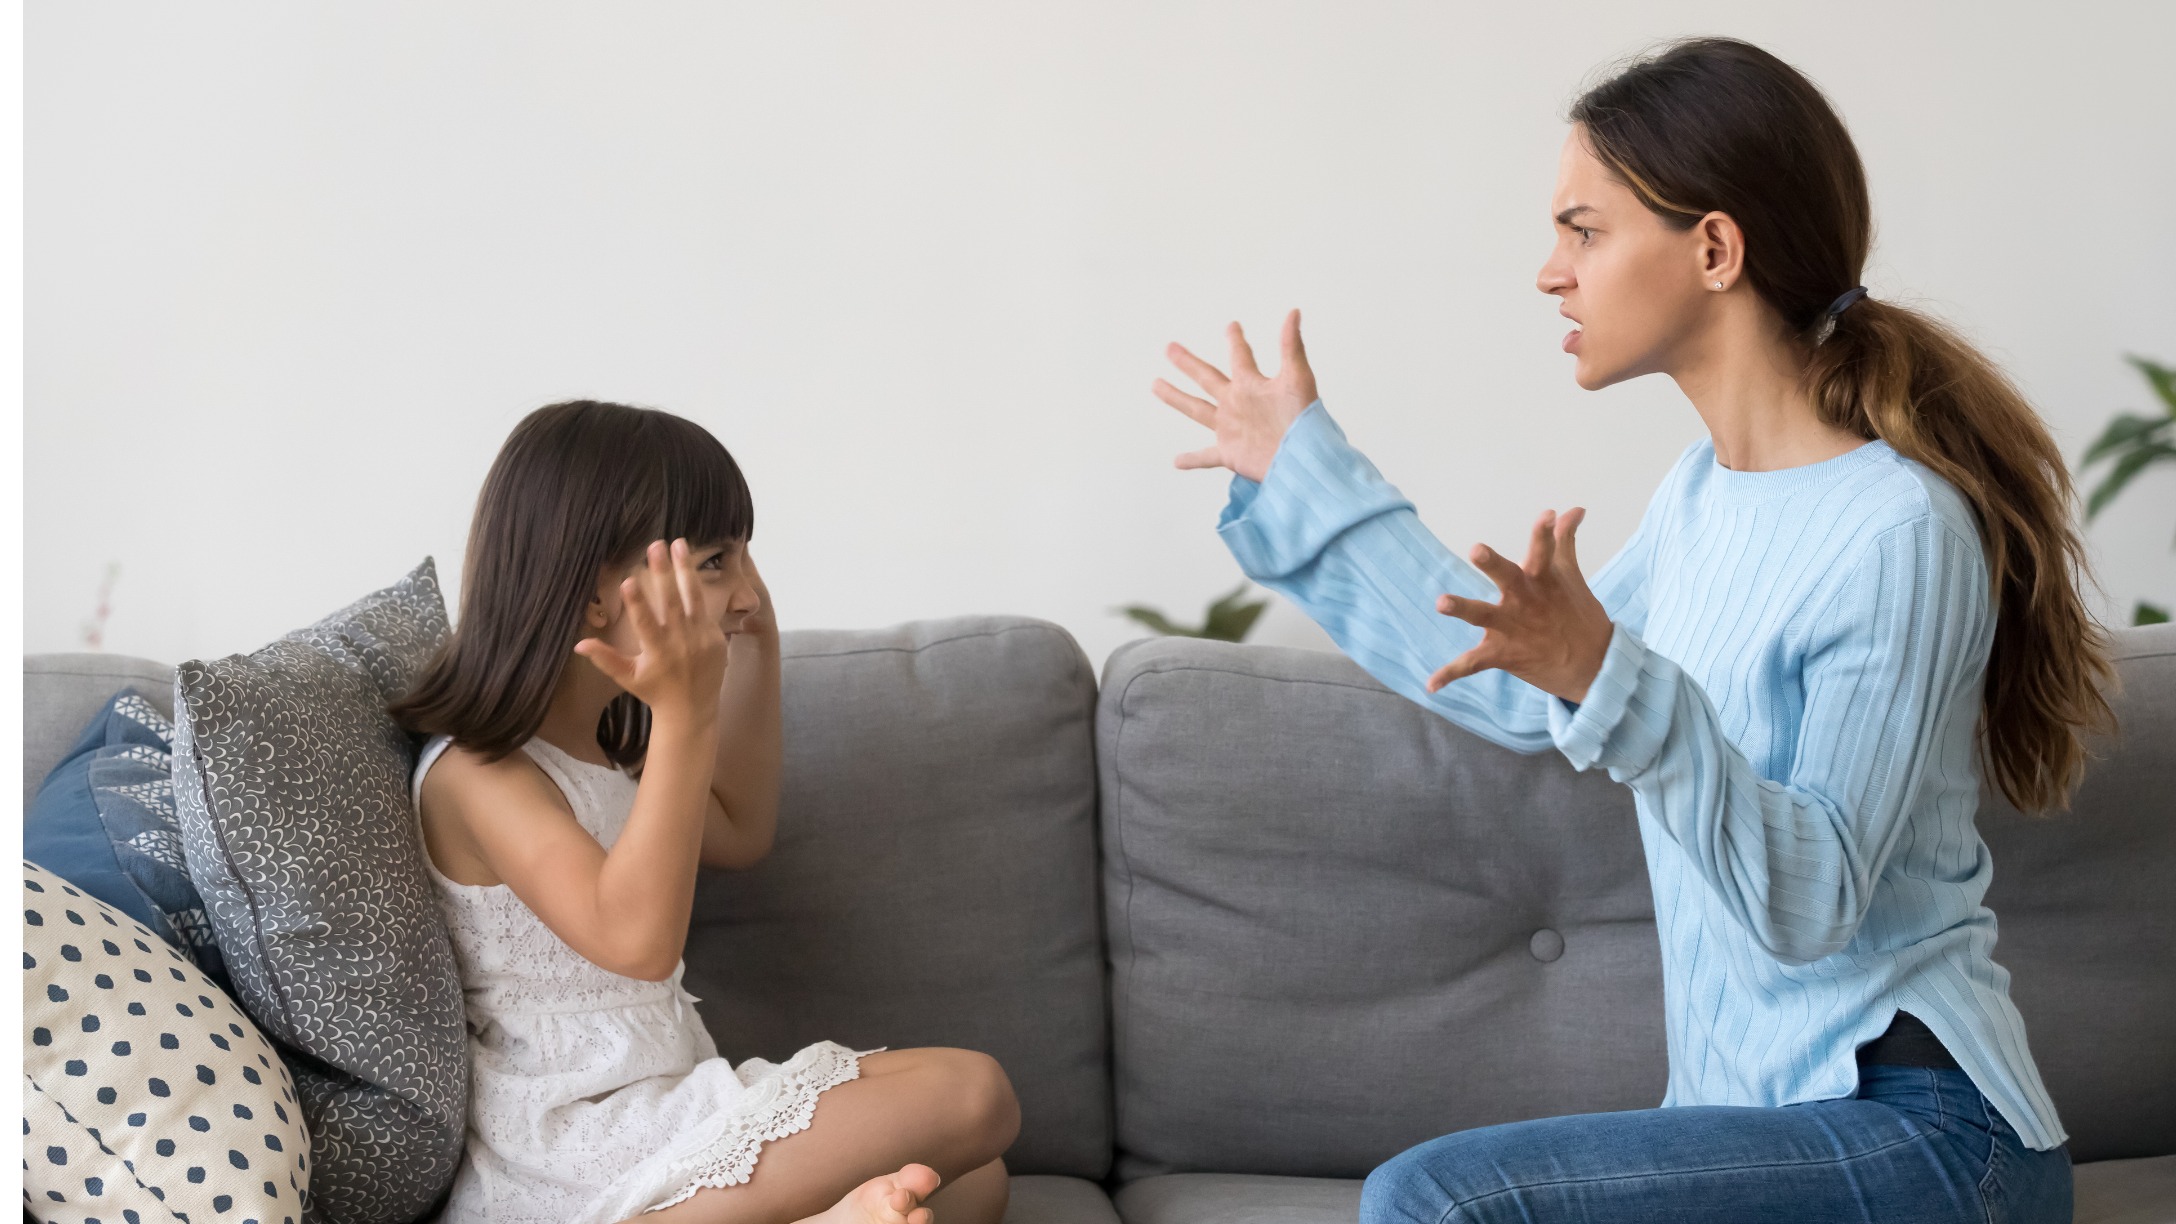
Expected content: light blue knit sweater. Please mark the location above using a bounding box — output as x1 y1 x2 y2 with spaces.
1218 400 2064 1150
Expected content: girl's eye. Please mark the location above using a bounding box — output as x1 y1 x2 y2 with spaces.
699 553 726 571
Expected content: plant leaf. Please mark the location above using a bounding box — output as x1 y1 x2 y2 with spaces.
1116 605 1193 636
2125 355 2176 417
1203 597 1268 642
2086 441 2176 520
2135 601 2171 626
2080 413 2171 468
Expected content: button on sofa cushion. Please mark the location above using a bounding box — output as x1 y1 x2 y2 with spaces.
22 860 310 1224
24 688 230 995
170 558 464 1224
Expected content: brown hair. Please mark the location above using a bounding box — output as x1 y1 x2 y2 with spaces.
1571 38 2114 813
389 400 754 769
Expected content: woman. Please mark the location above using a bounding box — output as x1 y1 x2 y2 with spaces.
1152 38 2107 1223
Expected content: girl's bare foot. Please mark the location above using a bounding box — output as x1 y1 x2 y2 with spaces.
799 1164 942 1224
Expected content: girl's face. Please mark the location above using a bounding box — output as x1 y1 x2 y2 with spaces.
1535 128 1720 390
587 538 763 657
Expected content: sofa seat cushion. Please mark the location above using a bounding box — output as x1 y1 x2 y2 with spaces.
1110 1163 2175 1224
2076 1156 2176 1224
1004 1175 1122 1224
1114 1173 1361 1224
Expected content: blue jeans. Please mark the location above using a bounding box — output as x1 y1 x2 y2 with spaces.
1359 1065 2071 1224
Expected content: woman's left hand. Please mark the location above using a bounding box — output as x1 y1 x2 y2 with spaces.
1428 508 1615 704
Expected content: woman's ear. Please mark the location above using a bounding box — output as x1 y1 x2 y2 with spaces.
1695 210 1746 291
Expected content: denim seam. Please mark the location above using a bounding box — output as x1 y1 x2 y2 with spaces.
1974 1086 2003 1224
1430 1131 1935 1224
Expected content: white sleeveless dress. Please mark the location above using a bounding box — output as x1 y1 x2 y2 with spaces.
412 734 864 1224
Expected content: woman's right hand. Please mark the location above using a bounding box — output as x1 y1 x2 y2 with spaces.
1152 308 1318 483
574 538 729 728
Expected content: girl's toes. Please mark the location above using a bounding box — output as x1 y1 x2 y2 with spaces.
906 1209 933 1224
894 1163 941 1201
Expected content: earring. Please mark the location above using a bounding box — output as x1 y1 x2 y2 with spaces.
1713 281 1724 289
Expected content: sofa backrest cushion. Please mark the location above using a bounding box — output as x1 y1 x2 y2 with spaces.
1100 625 2176 1178
1978 623 2176 1162
1098 637 1662 1181
683 617 1112 1179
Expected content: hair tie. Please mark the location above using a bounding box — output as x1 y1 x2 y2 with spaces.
1826 285 1869 317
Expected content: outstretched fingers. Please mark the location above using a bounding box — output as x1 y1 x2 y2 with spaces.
1279 308 1309 379
1523 510 1559 578
1426 648 1489 693
1227 321 1263 379
1152 378 1218 428
1166 342 1230 396
1553 507 1587 576
1174 444 1225 471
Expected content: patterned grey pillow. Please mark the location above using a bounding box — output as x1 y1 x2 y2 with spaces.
171 559 466 1224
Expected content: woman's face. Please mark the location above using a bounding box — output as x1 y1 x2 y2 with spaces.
1536 128 1716 390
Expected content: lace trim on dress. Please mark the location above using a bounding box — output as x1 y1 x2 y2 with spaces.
641 1043 865 1213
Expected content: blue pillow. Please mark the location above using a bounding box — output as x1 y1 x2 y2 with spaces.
22 687 231 994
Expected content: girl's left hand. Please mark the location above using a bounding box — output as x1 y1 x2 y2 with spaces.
1428 508 1615 704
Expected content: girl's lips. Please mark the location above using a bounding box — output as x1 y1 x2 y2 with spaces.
1564 328 1583 353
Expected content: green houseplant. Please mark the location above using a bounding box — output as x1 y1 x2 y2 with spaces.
2079 355 2174 625
1117 582 1269 642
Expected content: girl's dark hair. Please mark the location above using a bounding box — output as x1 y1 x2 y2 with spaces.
389 400 753 769
1571 38 2114 813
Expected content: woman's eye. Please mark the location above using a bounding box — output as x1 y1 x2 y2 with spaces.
1574 226 1595 244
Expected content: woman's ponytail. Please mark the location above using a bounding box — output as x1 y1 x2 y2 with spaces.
1808 300 2114 812
1574 37 2117 814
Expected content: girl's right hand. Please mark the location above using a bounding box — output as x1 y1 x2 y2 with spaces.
1152 308 1318 483
574 539 729 726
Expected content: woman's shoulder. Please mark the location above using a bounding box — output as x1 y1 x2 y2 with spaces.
1850 443 1986 559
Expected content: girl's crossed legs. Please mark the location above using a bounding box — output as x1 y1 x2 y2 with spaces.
635 1048 1020 1224
1360 1065 2070 1224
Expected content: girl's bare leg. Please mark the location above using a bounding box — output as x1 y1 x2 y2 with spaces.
922 1159 1008 1223
631 1048 1020 1224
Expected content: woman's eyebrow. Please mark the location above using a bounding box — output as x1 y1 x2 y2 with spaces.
1555 204 1598 226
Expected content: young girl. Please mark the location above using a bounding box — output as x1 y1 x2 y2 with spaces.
394 401 1019 1224
1154 38 2104 1224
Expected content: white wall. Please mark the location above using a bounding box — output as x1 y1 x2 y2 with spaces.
27 2 2176 670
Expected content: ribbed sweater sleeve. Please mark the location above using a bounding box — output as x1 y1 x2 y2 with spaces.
1217 401 1653 756
1547 515 1992 964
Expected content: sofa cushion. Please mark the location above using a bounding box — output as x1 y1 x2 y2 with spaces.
2073 1155 2176 1224
171 559 465 1224
1979 623 2176 1162
22 654 174 814
1113 1174 1361 1224
1109 1164 2173 1224
22 860 311 1224
1099 637 1667 1179
683 617 1111 1179
24 689 229 992
1003 1175 1123 1224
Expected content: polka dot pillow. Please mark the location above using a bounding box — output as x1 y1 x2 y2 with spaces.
22 860 310 1224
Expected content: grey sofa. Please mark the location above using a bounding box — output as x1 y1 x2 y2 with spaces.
23 617 2176 1224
